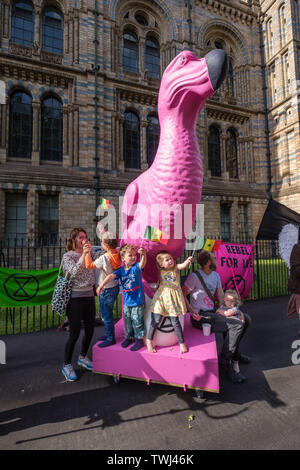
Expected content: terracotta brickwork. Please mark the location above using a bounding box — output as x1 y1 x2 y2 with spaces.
0 0 298 244
260 0 300 208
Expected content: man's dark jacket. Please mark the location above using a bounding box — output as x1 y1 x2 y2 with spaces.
288 243 300 294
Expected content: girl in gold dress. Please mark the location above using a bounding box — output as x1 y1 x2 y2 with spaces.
146 251 193 354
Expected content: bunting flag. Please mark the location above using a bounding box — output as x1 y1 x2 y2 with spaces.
99 197 113 210
143 226 169 245
193 236 222 252
0 267 59 307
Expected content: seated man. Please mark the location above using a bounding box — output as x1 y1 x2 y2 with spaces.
182 250 251 384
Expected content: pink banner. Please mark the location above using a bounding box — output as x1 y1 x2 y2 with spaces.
215 243 254 299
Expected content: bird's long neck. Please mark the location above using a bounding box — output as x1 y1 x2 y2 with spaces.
151 115 202 184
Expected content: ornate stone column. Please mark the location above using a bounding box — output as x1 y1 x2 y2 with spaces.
110 26 116 73
231 198 238 237
64 16 70 54
248 140 254 183
140 118 148 171
63 106 68 157
111 112 116 169
203 129 209 177
160 44 166 71
237 136 244 182
117 114 124 172
283 132 291 186
221 132 228 179
73 107 79 166
139 38 145 76
3 0 10 39
27 186 37 240
74 13 79 64
64 105 73 168
0 102 7 163
116 30 122 74
33 6 41 54
69 18 74 63
31 100 40 166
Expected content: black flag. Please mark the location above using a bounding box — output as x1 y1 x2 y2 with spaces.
256 199 300 240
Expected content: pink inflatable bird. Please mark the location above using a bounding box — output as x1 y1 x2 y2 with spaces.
121 49 228 291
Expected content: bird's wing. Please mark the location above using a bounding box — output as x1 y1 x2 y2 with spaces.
279 223 299 268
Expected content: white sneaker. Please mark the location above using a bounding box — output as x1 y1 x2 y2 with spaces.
77 356 93 370
62 364 78 382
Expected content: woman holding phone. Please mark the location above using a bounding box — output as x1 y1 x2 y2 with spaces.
61 227 97 382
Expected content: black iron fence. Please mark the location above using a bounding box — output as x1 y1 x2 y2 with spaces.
0 237 290 335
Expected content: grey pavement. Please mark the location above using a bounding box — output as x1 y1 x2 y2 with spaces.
1 296 300 450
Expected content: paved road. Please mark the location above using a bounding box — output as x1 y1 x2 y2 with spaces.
1 296 300 450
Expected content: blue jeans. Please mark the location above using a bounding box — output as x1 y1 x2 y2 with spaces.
123 303 145 340
99 285 119 342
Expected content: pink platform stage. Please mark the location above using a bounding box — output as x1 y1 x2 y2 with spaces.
93 314 219 393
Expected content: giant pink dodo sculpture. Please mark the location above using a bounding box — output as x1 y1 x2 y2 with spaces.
121 49 228 295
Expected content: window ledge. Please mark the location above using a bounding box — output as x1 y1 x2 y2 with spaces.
40 160 63 165
123 70 139 78
9 42 33 58
41 50 63 65
125 168 143 174
7 157 31 163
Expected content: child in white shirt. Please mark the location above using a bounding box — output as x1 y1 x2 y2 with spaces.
85 232 121 347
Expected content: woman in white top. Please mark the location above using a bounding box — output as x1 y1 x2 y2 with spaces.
61 227 98 382
182 250 249 384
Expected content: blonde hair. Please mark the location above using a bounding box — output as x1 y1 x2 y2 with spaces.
224 289 242 307
156 251 173 270
119 244 137 259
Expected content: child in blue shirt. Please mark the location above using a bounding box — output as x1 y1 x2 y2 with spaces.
98 244 147 351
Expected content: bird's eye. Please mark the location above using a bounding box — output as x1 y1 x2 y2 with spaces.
179 55 187 65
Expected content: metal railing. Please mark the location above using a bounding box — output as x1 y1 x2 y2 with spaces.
0 236 290 334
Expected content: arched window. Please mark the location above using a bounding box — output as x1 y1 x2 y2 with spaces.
147 115 160 166
279 4 286 47
293 1 300 40
208 125 221 177
11 0 34 47
266 18 273 58
145 36 160 78
9 91 32 158
42 7 63 55
123 111 140 168
41 96 63 161
226 129 238 179
123 30 139 73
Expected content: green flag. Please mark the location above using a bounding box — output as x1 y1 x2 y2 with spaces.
0 267 59 307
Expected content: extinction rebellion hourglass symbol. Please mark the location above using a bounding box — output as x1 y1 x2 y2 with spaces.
224 275 246 296
3 273 39 302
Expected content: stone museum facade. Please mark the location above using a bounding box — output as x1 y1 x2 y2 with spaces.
0 0 299 245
